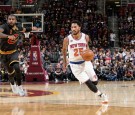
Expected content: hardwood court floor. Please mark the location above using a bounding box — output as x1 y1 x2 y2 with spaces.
0 81 135 115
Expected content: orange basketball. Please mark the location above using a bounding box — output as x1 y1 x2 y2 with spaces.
81 49 94 61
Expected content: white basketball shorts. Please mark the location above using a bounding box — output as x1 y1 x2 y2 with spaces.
69 61 98 84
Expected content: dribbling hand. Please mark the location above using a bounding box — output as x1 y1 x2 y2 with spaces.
7 35 16 40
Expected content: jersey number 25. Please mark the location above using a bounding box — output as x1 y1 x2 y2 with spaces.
74 48 83 56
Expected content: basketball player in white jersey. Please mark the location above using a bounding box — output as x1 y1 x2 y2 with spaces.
62 20 108 103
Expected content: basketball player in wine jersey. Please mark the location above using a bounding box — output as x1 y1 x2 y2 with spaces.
0 14 38 96
62 20 108 103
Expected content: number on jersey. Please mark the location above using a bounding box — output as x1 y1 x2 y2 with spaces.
74 48 83 56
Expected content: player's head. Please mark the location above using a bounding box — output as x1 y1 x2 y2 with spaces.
7 14 17 26
71 20 81 35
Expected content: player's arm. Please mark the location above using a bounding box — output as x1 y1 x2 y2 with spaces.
85 34 91 50
0 27 8 38
0 26 15 40
62 37 69 70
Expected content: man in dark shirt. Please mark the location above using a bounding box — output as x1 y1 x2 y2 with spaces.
0 14 38 96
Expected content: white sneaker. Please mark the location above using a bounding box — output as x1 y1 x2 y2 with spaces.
16 85 26 96
10 84 18 94
55 78 59 83
101 93 108 103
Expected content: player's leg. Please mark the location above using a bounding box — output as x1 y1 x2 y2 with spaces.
85 61 108 103
12 62 22 86
8 69 19 94
85 61 98 82
70 63 108 103
10 52 26 96
1 54 18 94
1 55 14 84
7 67 15 85
11 62 26 96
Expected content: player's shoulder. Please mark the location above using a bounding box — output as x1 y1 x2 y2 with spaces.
0 23 8 29
81 32 89 38
63 37 68 41
16 24 23 31
63 35 70 43
66 33 72 38
81 32 89 37
82 33 90 42
64 34 71 40
0 23 9 32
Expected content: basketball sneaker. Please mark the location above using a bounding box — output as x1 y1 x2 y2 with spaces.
100 93 108 103
16 85 26 96
10 83 18 94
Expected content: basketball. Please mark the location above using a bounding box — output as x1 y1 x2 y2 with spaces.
81 49 94 61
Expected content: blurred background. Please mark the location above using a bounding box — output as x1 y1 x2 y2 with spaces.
0 0 134 82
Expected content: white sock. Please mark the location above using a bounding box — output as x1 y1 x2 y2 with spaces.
95 90 102 96
10 83 16 86
11 84 16 86
18 85 23 91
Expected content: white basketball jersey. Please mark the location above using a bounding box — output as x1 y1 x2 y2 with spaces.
68 33 87 61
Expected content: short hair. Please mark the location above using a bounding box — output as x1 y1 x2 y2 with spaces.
71 20 82 27
8 14 16 19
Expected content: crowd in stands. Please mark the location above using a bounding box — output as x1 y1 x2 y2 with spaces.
0 0 135 82
92 47 135 81
118 6 135 48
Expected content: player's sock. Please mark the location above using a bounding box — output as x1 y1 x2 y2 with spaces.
100 93 108 103
95 90 102 96
12 63 26 96
96 92 108 103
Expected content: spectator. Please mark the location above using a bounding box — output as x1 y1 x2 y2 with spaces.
53 63 64 82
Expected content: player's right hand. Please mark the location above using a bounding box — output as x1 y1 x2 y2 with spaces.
8 35 16 40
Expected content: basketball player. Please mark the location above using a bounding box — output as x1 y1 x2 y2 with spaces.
62 20 108 103
0 14 38 96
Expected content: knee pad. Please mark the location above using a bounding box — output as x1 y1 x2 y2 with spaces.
92 81 98 85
